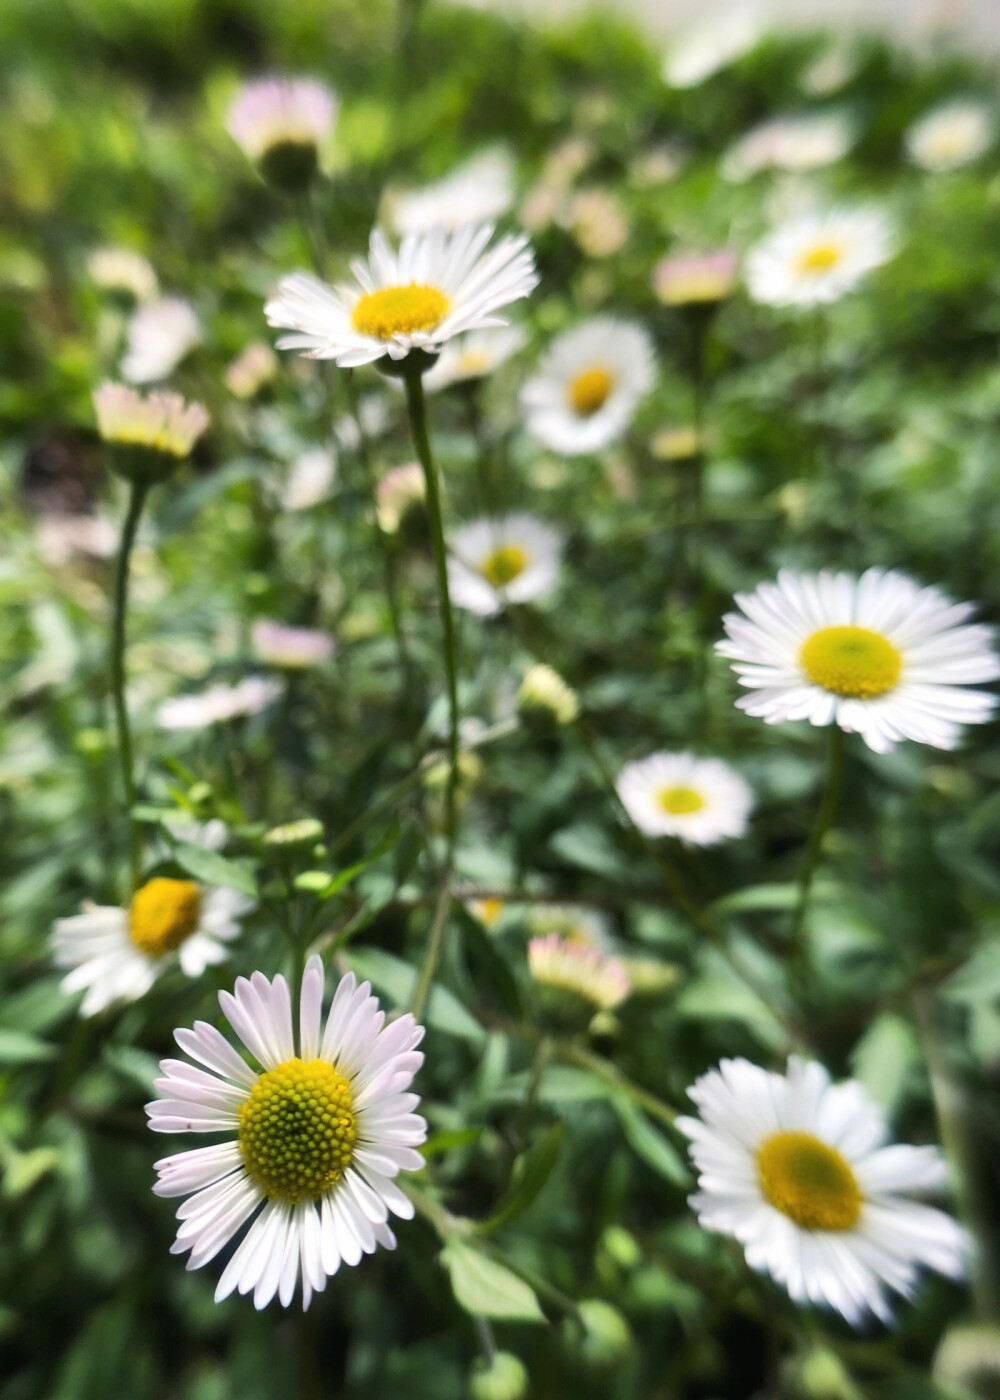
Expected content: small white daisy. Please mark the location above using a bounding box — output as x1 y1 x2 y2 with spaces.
662 7 760 89
721 111 854 181
678 1056 966 1326
226 77 337 187
717 567 999 753
146 957 426 1310
521 318 655 457
905 99 994 173
616 753 753 846
121 297 203 384
388 148 515 236
421 327 526 393
745 208 895 309
52 879 253 1017
447 514 563 618
251 620 334 669
93 383 209 458
265 224 538 369
87 247 158 303
156 677 283 731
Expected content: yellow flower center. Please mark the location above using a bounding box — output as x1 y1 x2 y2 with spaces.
568 367 614 417
799 625 902 699
238 1058 357 1204
658 785 705 815
481 545 527 587
351 284 450 341
478 898 504 926
757 1130 862 1231
128 878 202 957
797 241 844 274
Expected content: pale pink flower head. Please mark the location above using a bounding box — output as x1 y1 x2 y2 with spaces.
251 620 334 669
653 249 739 307
226 77 337 190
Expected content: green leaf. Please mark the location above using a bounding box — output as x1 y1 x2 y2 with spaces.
172 843 258 898
102 1045 161 1094
347 948 485 1044
711 880 840 915
421 1127 483 1159
440 1241 544 1322
850 1014 918 1114
548 823 628 880
0 1029 57 1066
478 1122 563 1233
612 1099 690 1188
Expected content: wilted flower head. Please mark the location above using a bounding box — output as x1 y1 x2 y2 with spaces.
227 76 338 191
518 663 579 726
121 296 202 384
389 148 515 236
251 620 334 669
157 676 283 731
905 98 994 172
721 111 854 181
653 249 738 307
93 383 208 481
225 341 278 399
376 462 425 533
87 246 158 303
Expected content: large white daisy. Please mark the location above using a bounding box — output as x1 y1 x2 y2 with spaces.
745 208 894 308
146 958 426 1310
52 878 253 1017
265 224 538 368
521 318 655 457
905 99 994 173
716 568 999 753
615 752 753 846
678 1056 966 1326
447 514 563 617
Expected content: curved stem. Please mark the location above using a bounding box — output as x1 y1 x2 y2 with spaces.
787 724 845 1001
110 478 150 894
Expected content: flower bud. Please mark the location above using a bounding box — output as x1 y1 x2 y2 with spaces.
570 1299 632 1368
263 818 325 851
469 1352 529 1400
518 663 579 728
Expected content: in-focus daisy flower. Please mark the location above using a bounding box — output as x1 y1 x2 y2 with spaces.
616 753 753 846
678 1056 966 1326
721 112 854 182
905 99 994 172
93 383 208 483
146 958 426 1309
662 7 760 88
265 224 538 369
376 462 425 533
121 296 202 384
388 148 515 236
87 247 158 303
528 934 630 1030
447 514 563 618
518 663 579 726
746 208 895 309
718 568 999 753
225 342 278 399
281 448 337 511
653 249 739 308
226 77 338 191
422 327 526 393
252 620 334 669
522 318 654 457
157 677 283 731
53 879 252 1017
568 188 630 258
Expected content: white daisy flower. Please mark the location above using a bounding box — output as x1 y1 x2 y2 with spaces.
251 620 334 669
662 7 760 89
93 383 209 459
226 77 337 189
528 934 630 1019
157 677 283 731
616 752 753 846
52 879 253 1017
678 1056 966 1326
121 297 203 384
745 208 895 309
717 568 999 753
447 514 563 618
281 448 337 511
421 327 526 393
388 148 515 236
146 957 426 1310
521 318 655 457
87 247 158 303
265 224 538 369
721 111 854 182
905 99 994 173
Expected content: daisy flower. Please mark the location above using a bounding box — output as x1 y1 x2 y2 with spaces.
121 296 203 384
146 957 426 1310
251 620 334 669
447 514 563 618
905 99 994 172
745 209 895 309
87 247 158 303
717 567 999 753
528 934 630 1029
389 148 515 236
93 383 209 466
157 677 283 731
678 1056 966 1326
662 8 760 89
721 112 854 182
265 224 538 369
52 878 252 1017
226 77 337 190
376 462 425 533
653 250 739 308
521 318 655 457
616 752 753 846
421 327 526 393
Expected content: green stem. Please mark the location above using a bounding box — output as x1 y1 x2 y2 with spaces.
110 478 150 893
410 871 451 1024
559 1042 678 1129
788 724 845 1001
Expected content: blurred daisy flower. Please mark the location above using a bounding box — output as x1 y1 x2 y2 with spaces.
251 620 334 669
388 148 515 236
717 567 999 752
146 959 426 1309
376 462 425 533
662 7 760 89
157 677 283 731
265 224 538 369
616 753 753 845
652 249 738 308
678 1056 966 1326
121 296 202 384
721 111 854 182
93 383 208 482
52 878 252 1017
447 514 563 617
87 246 158 303
522 318 654 456
281 448 337 511
746 208 895 308
528 933 630 1029
518 663 579 726
225 341 278 399
904 99 994 172
422 326 526 393
226 77 338 192
568 188 630 258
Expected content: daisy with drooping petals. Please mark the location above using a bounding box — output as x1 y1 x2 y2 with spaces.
447 514 563 618
528 934 630 1030
146 957 426 1310
265 224 538 369
905 99 994 172
421 327 526 393
717 568 999 753
52 878 253 1017
521 318 655 457
226 77 337 190
745 208 895 309
616 753 753 846
389 148 515 236
678 1056 966 1326
121 296 202 384
93 383 209 459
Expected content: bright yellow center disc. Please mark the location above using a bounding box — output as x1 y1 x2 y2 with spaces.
757 1130 861 1231
128 878 201 957
797 242 843 274
658 785 705 815
481 545 527 587
351 283 450 340
799 625 901 698
238 1058 357 1204
568 367 613 417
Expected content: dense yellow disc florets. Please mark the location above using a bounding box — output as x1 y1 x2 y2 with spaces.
481 545 527 587
797 242 843 274
238 1058 357 1204
568 367 613 417
658 785 706 815
351 284 450 340
129 878 202 957
800 625 902 698
757 1130 861 1231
